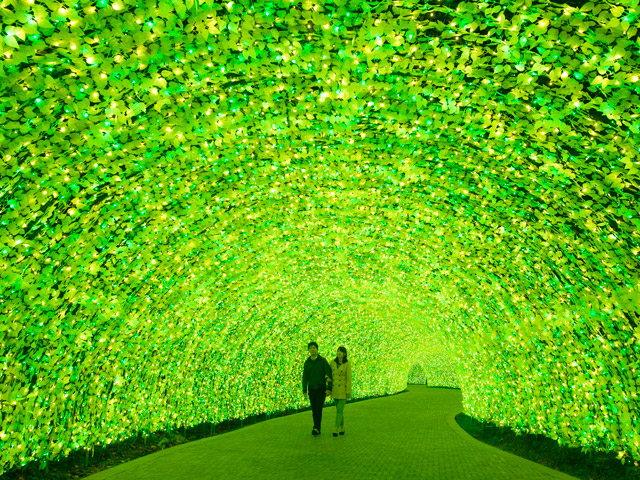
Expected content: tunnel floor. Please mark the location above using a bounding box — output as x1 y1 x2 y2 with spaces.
83 387 577 479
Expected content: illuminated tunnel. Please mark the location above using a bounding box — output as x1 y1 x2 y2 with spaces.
1 0 639 473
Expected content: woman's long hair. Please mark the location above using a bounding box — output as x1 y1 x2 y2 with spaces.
334 346 348 366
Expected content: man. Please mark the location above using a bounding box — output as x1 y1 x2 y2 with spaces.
302 341 332 436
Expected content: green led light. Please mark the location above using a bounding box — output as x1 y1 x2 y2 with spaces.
1 0 639 474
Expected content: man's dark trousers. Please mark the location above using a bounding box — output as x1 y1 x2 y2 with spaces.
308 386 326 432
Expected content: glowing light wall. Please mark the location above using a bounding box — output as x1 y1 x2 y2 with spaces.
1 0 639 473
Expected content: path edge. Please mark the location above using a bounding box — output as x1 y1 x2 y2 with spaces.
444 410 579 480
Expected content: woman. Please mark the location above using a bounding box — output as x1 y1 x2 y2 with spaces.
330 346 352 437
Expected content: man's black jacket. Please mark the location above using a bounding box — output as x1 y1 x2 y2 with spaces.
302 354 333 394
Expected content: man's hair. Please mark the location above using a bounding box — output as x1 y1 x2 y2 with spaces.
307 341 319 350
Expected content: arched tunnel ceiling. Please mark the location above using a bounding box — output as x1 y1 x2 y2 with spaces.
1 0 640 472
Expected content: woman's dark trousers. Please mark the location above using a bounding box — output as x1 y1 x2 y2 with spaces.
308 386 326 432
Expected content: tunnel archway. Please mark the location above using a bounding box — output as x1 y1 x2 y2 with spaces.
1 0 639 473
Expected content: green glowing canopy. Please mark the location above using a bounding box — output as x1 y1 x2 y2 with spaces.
1 0 639 473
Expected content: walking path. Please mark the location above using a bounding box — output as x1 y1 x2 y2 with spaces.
84 386 577 480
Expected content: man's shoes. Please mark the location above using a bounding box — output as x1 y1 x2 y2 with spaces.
339 431 345 435
312 428 320 436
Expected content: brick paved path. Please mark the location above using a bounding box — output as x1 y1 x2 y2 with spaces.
84 386 577 480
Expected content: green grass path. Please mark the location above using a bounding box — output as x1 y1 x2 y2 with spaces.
84 387 578 479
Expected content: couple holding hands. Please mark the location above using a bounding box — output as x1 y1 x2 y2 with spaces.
302 342 352 437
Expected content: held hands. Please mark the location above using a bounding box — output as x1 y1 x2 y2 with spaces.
325 375 332 396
